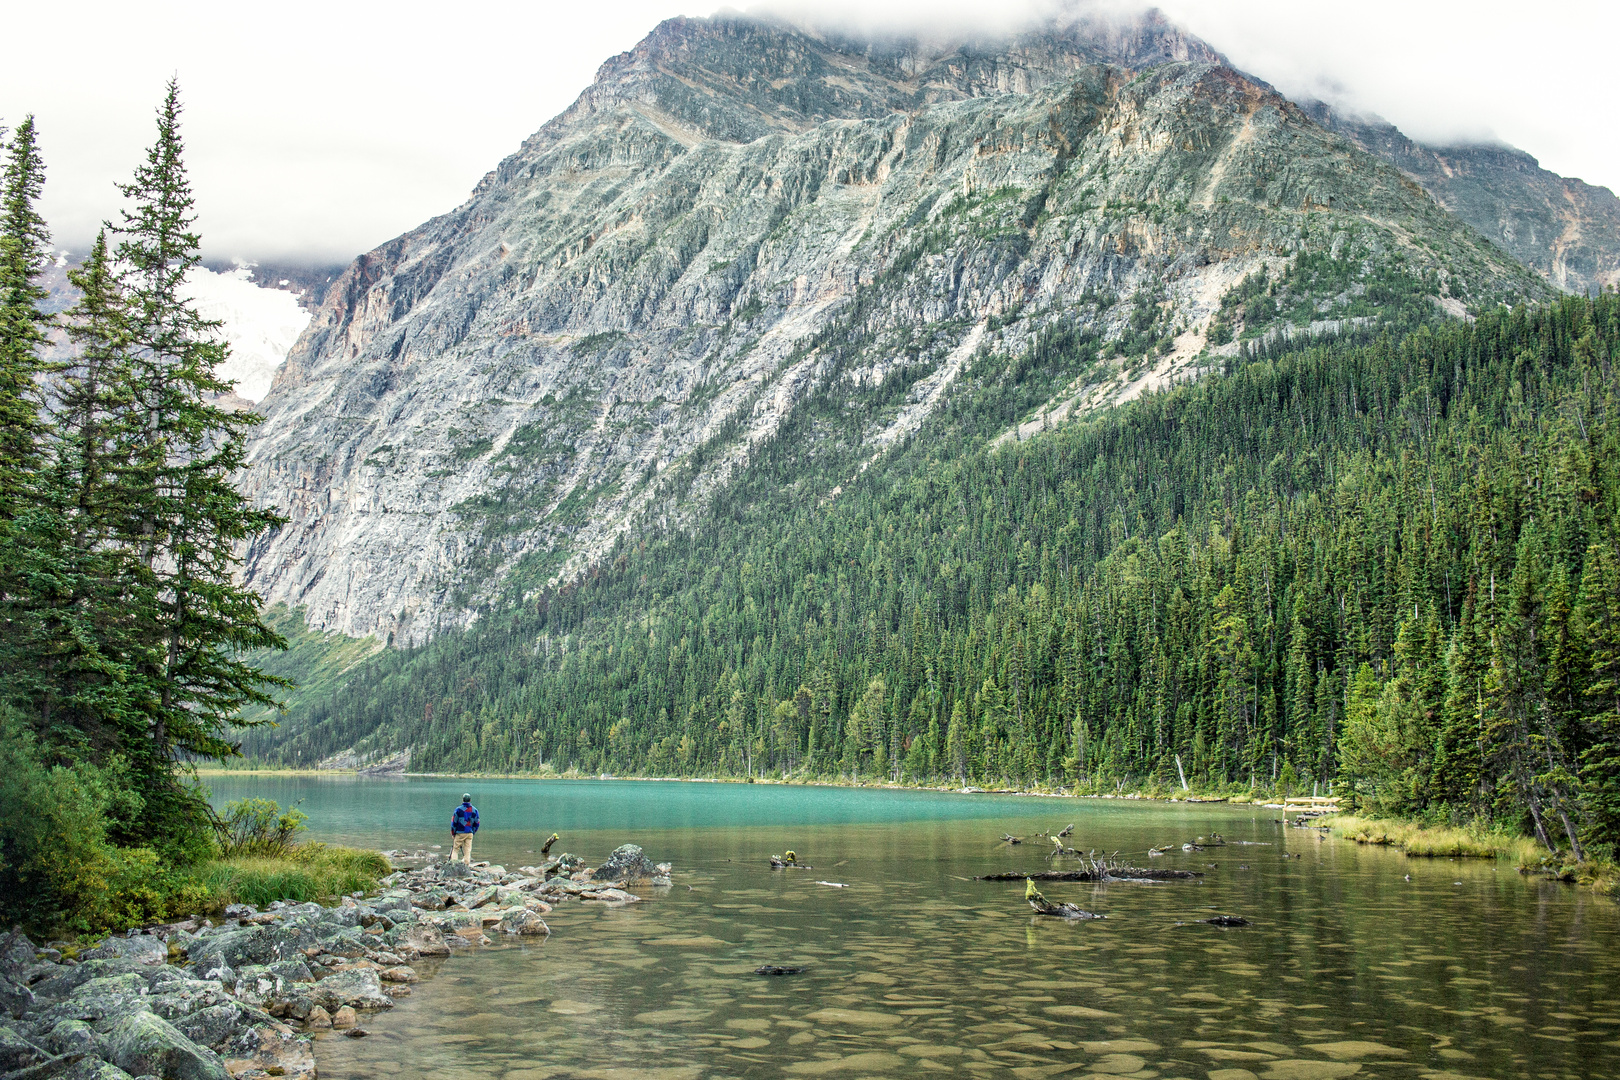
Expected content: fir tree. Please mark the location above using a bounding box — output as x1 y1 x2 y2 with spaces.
104 81 288 849
0 116 52 515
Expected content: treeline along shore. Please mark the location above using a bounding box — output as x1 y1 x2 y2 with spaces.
257 295 1620 877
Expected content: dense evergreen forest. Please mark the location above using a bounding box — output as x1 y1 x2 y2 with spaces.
260 294 1620 858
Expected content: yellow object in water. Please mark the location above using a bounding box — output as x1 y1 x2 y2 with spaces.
784 850 797 864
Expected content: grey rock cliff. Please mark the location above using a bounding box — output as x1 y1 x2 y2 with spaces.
238 12 1541 643
1302 100 1620 295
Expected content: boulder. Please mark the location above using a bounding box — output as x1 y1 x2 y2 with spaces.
410 888 449 911
580 888 640 905
185 927 273 970
438 861 473 880
304 1006 332 1030
28 960 146 1004
266 921 328 958
173 1004 259 1053
42 1058 139 1080
220 1023 315 1080
78 937 167 967
498 911 551 936
319 929 370 960
305 970 392 1012
102 1011 228 1080
393 925 449 958
592 844 658 883
232 959 315 1007
330 1006 358 1029
43 1018 104 1057
0 969 34 1018
0 1022 47 1071
0 931 37 975
191 961 235 992
463 886 499 909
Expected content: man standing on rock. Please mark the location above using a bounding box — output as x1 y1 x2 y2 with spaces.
451 793 480 863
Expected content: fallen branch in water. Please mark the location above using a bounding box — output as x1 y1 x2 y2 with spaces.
1025 879 1105 920
977 866 1201 882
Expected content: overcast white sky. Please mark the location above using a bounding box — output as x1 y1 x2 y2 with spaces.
4 0 1614 265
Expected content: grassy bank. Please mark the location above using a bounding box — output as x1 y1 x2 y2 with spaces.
1323 814 1544 860
1324 813 1618 899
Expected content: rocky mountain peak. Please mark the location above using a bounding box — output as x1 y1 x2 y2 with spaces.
239 9 1544 647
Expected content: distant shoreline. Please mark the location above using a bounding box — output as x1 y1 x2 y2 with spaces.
197 767 1333 811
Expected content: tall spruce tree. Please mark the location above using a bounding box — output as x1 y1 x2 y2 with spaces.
103 81 288 851
0 116 52 516
0 115 63 728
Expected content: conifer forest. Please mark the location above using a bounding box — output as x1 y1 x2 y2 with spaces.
257 293 1620 860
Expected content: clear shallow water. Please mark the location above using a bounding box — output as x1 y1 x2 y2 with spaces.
207 776 1620 1080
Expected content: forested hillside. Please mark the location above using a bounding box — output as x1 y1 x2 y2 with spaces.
255 293 1620 851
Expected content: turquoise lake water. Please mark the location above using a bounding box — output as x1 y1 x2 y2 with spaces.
207 775 1620 1080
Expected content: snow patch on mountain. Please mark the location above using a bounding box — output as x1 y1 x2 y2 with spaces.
181 263 310 403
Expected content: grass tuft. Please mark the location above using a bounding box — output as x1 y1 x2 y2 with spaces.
192 844 390 908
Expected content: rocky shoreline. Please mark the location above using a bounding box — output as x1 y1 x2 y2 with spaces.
0 844 670 1080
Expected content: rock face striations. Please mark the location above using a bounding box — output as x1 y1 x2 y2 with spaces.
239 11 1544 644
1301 101 1620 296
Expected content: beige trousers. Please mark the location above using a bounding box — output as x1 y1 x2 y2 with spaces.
452 833 474 863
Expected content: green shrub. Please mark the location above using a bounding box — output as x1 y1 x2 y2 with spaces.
215 797 307 857
0 710 124 935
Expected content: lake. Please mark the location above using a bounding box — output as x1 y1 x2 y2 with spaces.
206 775 1620 1080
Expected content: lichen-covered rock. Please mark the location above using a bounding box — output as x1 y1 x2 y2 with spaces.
0 932 36 977
173 1003 265 1053
0 1022 47 1071
462 886 499 909
497 910 551 936
43 1017 104 1057
102 1010 228 1080
184 927 273 972
392 924 450 958
304 970 392 1012
231 959 315 1008
0 970 33 1019
78 937 167 967
220 1021 316 1080
46 1057 137 1080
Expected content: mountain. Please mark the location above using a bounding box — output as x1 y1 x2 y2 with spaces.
236 9 1545 647
1301 102 1620 295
